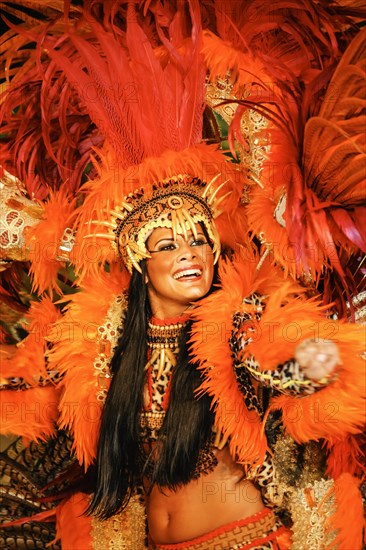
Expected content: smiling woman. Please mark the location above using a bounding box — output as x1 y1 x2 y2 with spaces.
0 1 364 549
83 171 361 549
88 177 292 548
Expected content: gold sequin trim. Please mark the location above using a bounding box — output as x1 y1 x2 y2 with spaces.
91 494 147 549
288 479 336 549
93 293 127 403
205 73 270 203
0 170 43 262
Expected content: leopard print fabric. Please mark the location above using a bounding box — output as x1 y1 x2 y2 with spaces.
230 294 265 415
0 370 63 391
141 356 173 442
249 358 322 395
151 362 172 412
246 452 286 509
232 356 263 415
230 293 325 397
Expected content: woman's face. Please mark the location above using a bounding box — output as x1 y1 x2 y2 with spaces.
145 224 215 319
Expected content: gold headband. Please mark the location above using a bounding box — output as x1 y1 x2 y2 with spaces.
94 175 226 273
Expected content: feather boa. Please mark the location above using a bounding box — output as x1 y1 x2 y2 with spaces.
190 254 365 467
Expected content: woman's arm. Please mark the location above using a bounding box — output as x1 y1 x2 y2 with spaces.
231 294 339 396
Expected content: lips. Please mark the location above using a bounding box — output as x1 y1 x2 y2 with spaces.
173 267 203 280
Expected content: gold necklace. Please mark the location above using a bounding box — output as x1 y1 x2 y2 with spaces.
146 316 189 378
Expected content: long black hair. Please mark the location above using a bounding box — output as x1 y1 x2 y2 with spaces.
147 320 215 488
89 258 217 519
88 265 150 518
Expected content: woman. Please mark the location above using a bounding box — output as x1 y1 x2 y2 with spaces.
86 177 342 549
0 3 364 548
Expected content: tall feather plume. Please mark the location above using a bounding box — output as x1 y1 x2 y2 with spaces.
205 0 366 308
0 3 96 198
292 27 366 310
1 1 226 283
301 28 366 253
52 1 234 279
40 0 204 170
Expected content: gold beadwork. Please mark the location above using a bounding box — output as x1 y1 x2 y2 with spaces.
140 411 165 431
146 318 189 379
289 479 336 549
91 492 147 549
142 317 189 439
93 293 127 403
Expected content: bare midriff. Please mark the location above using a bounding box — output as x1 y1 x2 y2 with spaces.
146 446 264 545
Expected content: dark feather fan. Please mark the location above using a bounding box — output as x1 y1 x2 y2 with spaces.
0 432 75 549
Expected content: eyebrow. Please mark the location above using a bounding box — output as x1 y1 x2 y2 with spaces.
153 237 175 246
152 232 206 247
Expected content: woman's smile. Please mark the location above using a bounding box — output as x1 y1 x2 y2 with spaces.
172 265 203 280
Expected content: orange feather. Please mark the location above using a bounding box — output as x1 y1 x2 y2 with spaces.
55 493 92 549
325 473 365 549
189 255 300 466
325 435 366 480
191 254 365 463
0 386 59 441
1 297 61 383
48 264 129 467
25 189 77 295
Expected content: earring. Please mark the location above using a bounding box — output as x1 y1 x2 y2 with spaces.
145 275 149 284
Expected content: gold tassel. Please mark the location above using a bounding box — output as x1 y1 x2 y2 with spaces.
207 180 229 205
157 348 166 379
202 173 221 198
126 244 142 273
176 209 188 240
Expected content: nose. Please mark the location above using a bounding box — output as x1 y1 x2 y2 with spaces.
177 241 196 262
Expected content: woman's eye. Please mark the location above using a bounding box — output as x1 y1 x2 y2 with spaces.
191 239 208 247
158 243 177 251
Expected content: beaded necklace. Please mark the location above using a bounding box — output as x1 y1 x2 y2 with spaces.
141 312 219 477
146 313 190 378
141 313 190 437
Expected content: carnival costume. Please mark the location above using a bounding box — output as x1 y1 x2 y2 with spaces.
0 1 365 549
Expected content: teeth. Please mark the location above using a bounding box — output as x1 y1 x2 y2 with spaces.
173 269 202 280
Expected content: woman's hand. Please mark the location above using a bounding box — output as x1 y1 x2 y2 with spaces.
294 338 341 381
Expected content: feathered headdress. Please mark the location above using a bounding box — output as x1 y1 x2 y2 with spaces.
33 1 240 278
